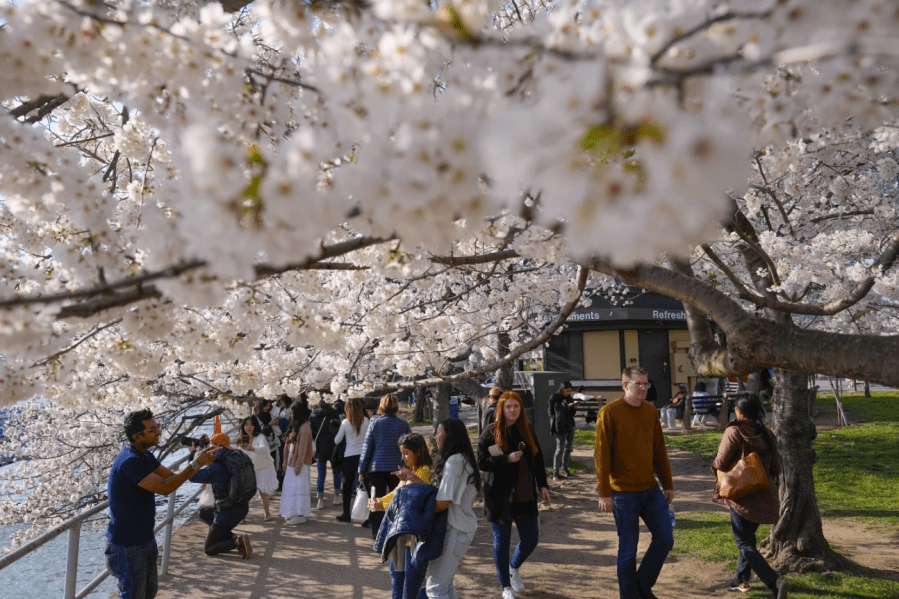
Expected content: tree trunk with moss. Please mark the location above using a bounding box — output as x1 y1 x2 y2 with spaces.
763 368 855 573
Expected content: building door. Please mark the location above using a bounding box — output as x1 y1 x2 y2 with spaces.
638 330 671 406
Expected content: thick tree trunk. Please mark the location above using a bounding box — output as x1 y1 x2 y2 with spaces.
495 331 514 390
412 386 427 423
432 384 451 435
764 368 855 573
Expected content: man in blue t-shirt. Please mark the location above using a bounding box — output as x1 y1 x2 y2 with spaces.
106 409 217 599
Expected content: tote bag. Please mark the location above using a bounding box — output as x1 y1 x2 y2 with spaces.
351 483 371 522
717 442 770 500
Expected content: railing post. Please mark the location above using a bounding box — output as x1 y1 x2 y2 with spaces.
160 492 176 575
64 521 81 599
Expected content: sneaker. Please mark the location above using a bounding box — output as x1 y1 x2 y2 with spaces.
562 469 572 478
336 514 352 522
333 495 342 506
502 588 516 599
774 578 789 599
316 497 326 510
728 578 750 593
557 470 568 479
361 519 371 528
286 515 307 525
509 566 525 594
552 471 560 481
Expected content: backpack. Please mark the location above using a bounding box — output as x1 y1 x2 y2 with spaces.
215 450 257 511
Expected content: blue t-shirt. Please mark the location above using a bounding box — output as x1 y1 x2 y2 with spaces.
106 445 161 546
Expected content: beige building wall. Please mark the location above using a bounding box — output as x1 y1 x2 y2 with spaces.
623 330 639 368
669 329 695 391
583 330 621 379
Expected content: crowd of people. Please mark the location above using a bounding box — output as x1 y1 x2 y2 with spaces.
105 369 787 599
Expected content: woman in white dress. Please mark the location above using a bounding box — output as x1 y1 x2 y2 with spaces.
280 402 314 524
238 416 279 521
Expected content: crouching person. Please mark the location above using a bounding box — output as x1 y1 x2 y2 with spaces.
189 433 258 558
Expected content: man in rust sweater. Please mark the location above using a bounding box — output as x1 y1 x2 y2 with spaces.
595 366 675 599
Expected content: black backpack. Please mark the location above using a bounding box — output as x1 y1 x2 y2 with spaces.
215 450 257 510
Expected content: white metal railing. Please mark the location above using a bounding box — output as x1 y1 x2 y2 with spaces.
0 416 239 599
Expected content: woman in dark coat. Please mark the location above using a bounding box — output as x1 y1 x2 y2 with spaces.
477 391 551 599
712 394 789 599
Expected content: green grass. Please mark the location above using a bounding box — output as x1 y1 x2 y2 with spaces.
574 392 899 597
671 511 767 566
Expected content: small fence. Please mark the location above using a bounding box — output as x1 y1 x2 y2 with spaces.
0 415 238 599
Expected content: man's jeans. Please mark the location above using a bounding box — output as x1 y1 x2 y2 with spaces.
316 458 342 498
553 429 575 472
611 486 674 599
426 524 475 599
730 509 779 590
491 511 539 589
105 540 158 599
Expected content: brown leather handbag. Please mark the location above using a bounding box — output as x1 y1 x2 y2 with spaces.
717 441 769 500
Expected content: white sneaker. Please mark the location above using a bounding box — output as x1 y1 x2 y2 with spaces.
509 566 525 593
502 588 516 599
333 494 342 506
286 515 306 525
316 497 326 509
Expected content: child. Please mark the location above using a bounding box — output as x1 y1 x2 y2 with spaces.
369 433 432 599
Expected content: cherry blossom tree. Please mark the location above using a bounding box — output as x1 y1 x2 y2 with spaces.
2 0 899 566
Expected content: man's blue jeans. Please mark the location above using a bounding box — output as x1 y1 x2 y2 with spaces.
316 458 342 498
491 511 539 589
104 539 158 599
611 486 673 599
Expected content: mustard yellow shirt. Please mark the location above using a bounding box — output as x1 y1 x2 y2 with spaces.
594 398 673 497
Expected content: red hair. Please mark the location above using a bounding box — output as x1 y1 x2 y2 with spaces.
494 391 539 455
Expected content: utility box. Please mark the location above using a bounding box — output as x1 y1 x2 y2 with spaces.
514 371 570 469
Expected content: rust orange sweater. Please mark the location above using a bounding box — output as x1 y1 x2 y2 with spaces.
594 397 674 497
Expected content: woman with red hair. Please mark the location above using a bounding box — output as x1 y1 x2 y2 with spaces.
477 392 551 599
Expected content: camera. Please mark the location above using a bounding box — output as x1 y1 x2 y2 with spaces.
179 434 209 449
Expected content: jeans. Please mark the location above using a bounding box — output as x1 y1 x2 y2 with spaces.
491 510 539 589
105 540 158 599
553 429 575 472
662 408 678 430
316 458 342 497
611 486 674 599
426 524 475 599
730 509 779 590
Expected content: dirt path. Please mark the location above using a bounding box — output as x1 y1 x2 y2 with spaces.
154 436 899 599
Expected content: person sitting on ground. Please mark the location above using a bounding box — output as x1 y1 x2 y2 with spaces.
189 433 255 559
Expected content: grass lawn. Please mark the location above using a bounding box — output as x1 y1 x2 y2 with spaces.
574 391 899 598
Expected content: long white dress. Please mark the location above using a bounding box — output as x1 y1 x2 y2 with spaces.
280 445 311 518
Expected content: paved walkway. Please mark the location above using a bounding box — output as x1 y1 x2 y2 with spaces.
151 405 731 599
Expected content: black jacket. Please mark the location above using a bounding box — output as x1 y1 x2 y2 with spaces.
548 392 577 434
477 425 548 525
310 405 341 461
